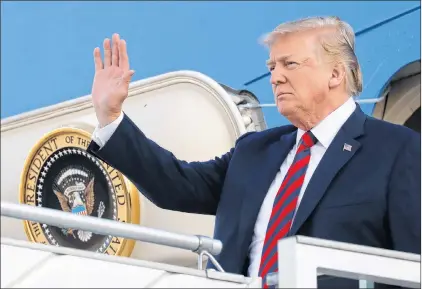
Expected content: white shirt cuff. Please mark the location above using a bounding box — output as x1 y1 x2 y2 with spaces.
91 112 124 148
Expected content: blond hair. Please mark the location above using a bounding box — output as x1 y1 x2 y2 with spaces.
261 16 363 96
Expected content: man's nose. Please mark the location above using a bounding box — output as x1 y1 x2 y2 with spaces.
270 69 287 85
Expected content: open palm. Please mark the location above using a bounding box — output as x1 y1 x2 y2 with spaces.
91 33 135 127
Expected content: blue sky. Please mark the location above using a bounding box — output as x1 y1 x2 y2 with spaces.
1 1 419 127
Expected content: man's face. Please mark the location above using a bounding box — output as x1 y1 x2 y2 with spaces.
267 29 332 121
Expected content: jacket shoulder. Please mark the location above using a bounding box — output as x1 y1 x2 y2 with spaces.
365 116 420 145
235 125 297 147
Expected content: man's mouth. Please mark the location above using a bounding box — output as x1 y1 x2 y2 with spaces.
277 92 291 100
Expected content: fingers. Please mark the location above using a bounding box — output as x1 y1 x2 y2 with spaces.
111 33 120 66
103 38 111 67
119 39 129 71
99 34 125 69
93 47 103 71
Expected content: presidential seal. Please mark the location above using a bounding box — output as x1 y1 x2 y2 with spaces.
19 127 140 257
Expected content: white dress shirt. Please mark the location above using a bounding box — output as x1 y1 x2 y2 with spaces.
91 112 125 148
247 97 356 277
91 98 357 277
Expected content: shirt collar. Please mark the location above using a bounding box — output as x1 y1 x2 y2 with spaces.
296 97 357 148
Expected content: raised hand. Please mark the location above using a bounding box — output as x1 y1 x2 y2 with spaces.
91 33 135 127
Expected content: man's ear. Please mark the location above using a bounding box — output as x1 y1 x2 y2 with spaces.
329 63 346 89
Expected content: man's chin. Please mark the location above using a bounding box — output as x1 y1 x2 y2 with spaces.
277 106 293 118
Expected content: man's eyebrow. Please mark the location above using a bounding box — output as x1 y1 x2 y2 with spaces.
266 55 293 66
266 59 274 66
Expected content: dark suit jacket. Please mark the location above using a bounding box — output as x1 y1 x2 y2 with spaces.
88 105 421 288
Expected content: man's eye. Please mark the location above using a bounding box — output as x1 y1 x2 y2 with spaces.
285 61 299 68
268 66 275 71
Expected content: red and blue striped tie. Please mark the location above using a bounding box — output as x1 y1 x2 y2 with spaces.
258 131 318 286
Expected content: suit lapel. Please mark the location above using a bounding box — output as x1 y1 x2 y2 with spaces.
289 105 367 236
238 129 297 251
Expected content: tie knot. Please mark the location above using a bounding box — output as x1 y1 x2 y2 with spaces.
301 131 318 148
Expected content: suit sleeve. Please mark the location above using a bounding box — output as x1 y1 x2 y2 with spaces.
91 112 124 147
87 113 242 215
387 131 421 254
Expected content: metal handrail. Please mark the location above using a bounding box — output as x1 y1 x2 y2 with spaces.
272 236 421 288
0 202 223 257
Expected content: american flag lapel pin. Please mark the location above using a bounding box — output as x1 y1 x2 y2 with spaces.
343 143 352 152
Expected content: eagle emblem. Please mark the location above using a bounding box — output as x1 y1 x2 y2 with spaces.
53 167 103 242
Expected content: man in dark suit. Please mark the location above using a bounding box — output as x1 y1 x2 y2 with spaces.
88 16 420 288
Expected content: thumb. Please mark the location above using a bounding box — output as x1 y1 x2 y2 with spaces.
123 70 135 83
